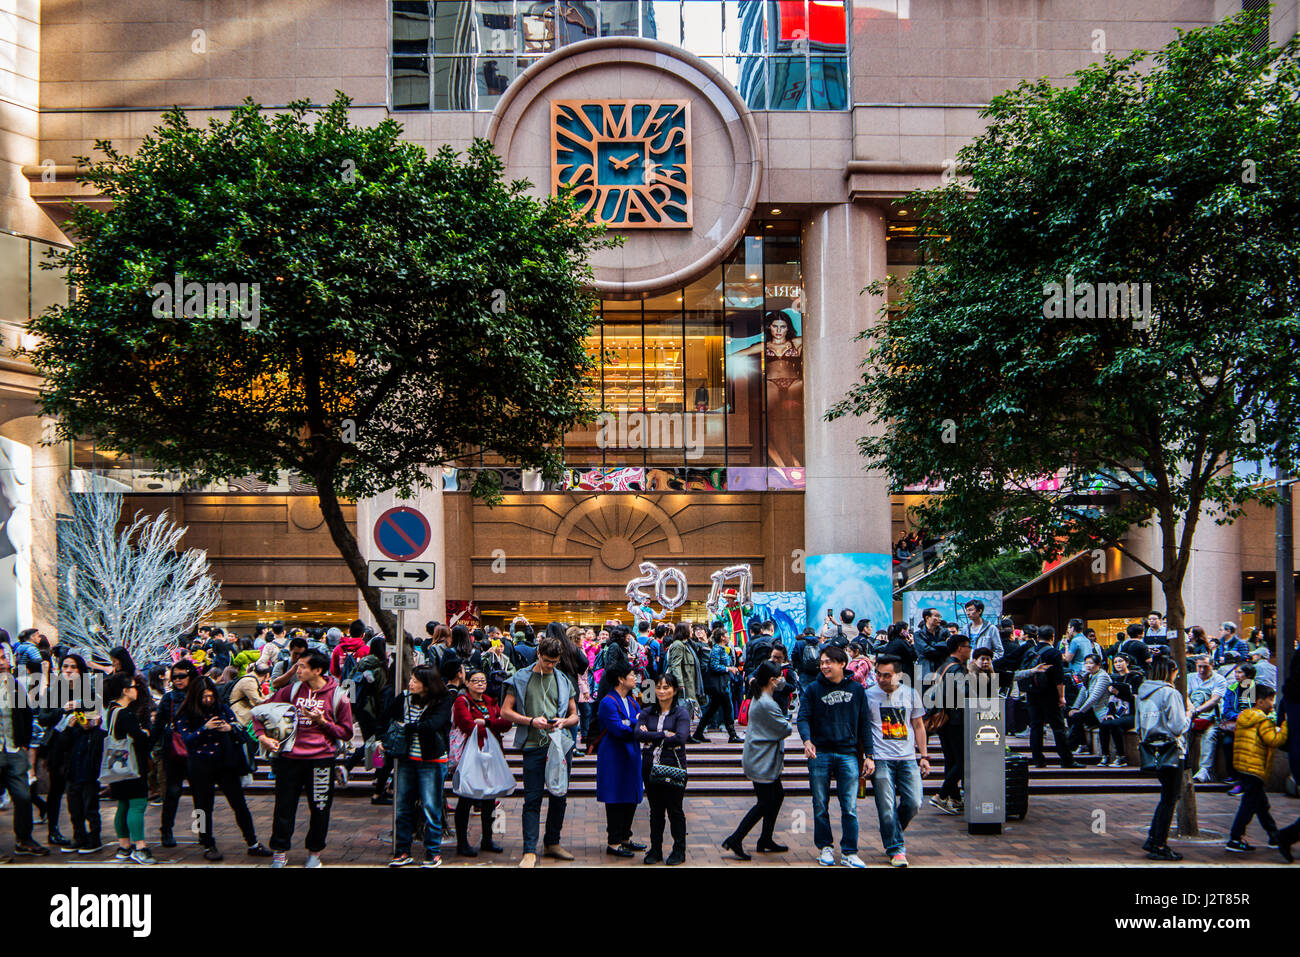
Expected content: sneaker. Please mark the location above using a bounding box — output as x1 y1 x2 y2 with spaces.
77 840 104 855
271 852 288 868
1229 783 1245 796
148 798 163 807
389 853 415 867
841 853 867 868
334 766 348 788
1225 839 1254 853
1192 770 1212 784
129 847 157 865
1112 757 1128 767
952 799 965 813
889 852 908 867
421 855 442 868
817 847 836 866
247 842 273 858
1147 846 1183 861
13 840 49 857
928 796 959 815
202 845 224 862
304 853 322 868
114 846 133 861
47 830 72 848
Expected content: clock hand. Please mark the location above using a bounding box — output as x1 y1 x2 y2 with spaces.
607 153 639 171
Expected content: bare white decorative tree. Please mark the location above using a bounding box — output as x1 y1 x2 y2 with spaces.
44 480 220 668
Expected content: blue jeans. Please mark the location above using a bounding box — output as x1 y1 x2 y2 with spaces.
871 758 922 855
521 746 572 854
393 759 444 856
808 752 859 854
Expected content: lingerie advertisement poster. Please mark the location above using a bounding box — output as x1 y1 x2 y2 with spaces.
727 304 805 469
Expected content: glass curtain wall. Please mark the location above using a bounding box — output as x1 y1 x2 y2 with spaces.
563 219 802 471
392 1 848 111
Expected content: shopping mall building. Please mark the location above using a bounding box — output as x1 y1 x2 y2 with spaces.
1 1 1297 641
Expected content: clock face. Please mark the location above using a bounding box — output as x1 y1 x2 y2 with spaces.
551 99 692 229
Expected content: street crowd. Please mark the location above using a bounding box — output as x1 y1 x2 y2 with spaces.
0 605 1296 868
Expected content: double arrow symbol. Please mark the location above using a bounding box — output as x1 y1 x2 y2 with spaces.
372 567 430 583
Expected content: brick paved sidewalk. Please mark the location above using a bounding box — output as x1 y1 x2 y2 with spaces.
7 786 1296 868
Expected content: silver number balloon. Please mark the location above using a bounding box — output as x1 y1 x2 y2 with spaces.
655 566 689 612
706 564 753 618
626 561 660 619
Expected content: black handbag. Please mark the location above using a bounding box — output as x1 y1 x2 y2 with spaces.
1138 734 1182 772
648 730 687 789
382 721 409 759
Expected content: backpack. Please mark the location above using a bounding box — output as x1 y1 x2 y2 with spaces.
485 669 509 704
629 641 649 673
798 638 821 675
1018 643 1045 693
338 651 361 684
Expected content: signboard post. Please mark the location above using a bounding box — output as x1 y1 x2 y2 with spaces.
964 687 1007 835
366 551 437 855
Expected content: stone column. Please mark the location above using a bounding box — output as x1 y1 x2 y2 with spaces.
0 416 64 639
355 469 447 636
1162 509 1242 634
800 202 893 559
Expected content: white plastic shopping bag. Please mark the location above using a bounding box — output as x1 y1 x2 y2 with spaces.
544 728 574 797
452 731 516 800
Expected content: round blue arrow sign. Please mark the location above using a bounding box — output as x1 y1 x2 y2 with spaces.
373 506 431 562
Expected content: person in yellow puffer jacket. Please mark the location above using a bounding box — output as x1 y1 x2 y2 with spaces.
1227 685 1288 853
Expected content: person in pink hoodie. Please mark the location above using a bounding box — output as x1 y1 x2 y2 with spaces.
253 650 354 868
330 620 371 679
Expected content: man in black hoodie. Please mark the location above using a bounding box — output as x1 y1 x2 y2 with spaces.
1025 626 1077 769
796 645 874 868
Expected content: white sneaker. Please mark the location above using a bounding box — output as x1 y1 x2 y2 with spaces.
271 852 288 868
817 847 836 866
305 853 322 868
1192 770 1211 784
842 853 867 868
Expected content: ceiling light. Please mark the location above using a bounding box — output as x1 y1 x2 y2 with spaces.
897 208 909 215
771 208 782 214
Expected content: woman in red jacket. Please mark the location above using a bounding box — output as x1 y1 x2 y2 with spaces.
450 667 512 856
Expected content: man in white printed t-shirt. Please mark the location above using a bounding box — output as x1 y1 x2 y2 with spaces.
866 654 930 868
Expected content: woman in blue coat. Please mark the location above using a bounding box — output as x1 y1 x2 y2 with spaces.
596 663 645 857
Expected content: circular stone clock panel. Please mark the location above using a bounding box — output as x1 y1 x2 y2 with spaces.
488 38 763 298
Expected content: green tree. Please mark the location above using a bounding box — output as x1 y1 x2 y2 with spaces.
829 12 1300 834
916 551 1042 594
29 94 612 639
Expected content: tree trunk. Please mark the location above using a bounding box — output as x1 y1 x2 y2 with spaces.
1158 560 1198 837
313 477 399 642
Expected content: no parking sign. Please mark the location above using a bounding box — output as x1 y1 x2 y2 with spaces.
373 506 431 562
